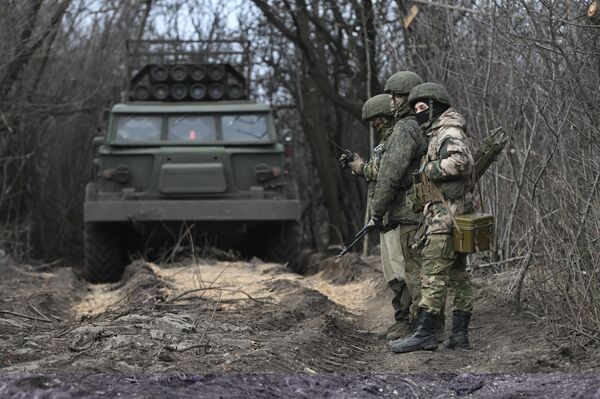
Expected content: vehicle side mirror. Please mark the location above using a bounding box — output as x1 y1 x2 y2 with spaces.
92 136 105 147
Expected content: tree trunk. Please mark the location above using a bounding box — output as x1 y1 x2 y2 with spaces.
295 6 349 244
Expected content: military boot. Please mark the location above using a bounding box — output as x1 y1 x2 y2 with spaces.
443 310 471 349
378 278 411 340
386 320 412 340
377 321 403 339
435 315 445 342
388 310 439 353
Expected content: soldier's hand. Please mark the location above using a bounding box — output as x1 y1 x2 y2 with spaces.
369 214 385 231
349 153 365 175
338 153 351 169
424 160 443 181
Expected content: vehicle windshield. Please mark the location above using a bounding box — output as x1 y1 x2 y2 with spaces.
115 116 161 141
168 115 217 142
222 114 269 142
113 113 271 143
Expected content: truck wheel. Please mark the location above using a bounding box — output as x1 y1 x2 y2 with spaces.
83 223 127 283
263 221 302 271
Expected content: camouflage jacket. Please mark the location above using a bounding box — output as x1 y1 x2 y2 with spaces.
422 108 475 235
360 126 393 183
353 126 389 200
370 112 427 225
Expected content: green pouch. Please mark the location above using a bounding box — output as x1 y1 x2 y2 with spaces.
406 186 423 213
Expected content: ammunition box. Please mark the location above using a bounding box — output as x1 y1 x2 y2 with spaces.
452 213 494 253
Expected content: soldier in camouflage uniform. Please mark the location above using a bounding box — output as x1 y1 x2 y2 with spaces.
369 71 431 339
342 71 427 341
340 92 412 339
390 82 475 353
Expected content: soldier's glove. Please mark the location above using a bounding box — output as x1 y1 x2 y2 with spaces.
369 214 385 231
425 160 443 181
338 153 352 169
349 153 365 175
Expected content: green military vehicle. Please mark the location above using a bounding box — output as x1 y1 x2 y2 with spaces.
83 40 301 283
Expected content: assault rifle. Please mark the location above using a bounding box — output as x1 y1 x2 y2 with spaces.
472 126 508 180
330 140 354 168
337 221 399 258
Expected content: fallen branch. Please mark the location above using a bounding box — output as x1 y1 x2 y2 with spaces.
166 286 274 305
0 317 32 328
30 258 63 271
28 303 53 322
0 310 53 323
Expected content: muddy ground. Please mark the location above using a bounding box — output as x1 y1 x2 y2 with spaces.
0 253 599 398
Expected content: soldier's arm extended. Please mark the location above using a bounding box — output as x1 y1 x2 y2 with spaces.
347 155 378 181
426 128 472 182
370 120 419 217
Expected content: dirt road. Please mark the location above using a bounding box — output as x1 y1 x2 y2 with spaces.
0 254 598 397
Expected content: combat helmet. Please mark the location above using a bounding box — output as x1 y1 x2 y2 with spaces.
384 71 423 95
362 94 394 121
407 82 452 108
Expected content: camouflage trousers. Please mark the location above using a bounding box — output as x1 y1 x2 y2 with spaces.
418 233 474 315
380 224 423 320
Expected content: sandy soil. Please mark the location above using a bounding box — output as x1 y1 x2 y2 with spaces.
0 253 598 397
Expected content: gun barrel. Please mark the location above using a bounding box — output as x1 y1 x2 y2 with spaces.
338 226 371 257
337 222 398 258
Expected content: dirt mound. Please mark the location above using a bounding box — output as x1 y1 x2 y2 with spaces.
1 255 599 379
293 251 374 284
0 263 87 370
111 261 167 302
316 253 372 284
255 281 334 330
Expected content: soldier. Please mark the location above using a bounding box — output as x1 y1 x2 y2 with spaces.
369 71 432 339
340 93 412 339
389 82 475 353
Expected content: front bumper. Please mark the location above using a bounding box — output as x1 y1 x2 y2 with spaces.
84 199 301 222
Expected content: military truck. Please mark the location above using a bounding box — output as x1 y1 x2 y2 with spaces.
83 40 301 283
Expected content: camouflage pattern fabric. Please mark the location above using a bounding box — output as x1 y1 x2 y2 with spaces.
418 107 475 316
363 143 384 182
365 107 427 320
398 224 422 319
381 225 422 321
422 108 475 235
358 121 415 321
381 227 410 321
370 107 427 225
388 277 412 322
418 234 474 315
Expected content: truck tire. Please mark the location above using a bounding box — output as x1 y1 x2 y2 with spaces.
83 223 127 283
263 221 302 271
